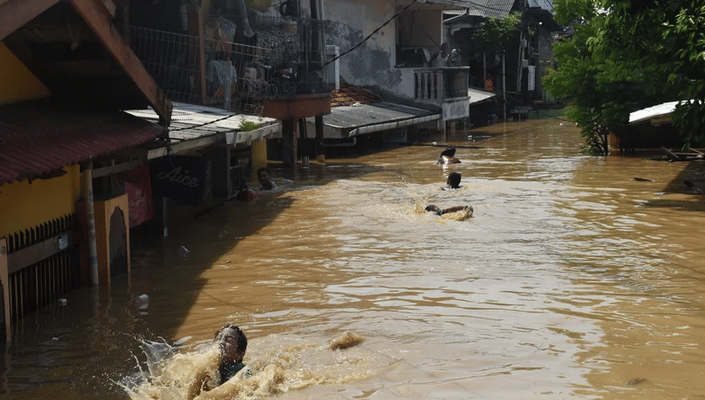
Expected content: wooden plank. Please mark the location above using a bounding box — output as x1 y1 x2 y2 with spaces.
68 0 172 124
0 0 61 40
90 158 146 178
6 231 77 275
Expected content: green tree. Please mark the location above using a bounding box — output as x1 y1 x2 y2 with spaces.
543 0 705 153
472 12 522 55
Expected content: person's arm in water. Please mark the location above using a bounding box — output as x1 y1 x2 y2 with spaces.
425 204 471 216
439 206 469 215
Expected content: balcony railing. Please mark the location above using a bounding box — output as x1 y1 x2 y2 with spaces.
413 67 470 105
129 16 329 114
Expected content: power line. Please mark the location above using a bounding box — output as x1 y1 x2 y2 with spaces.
309 0 419 77
166 0 420 133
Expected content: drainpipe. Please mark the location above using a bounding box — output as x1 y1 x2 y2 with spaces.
83 161 99 286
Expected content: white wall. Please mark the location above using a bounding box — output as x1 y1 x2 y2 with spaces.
324 0 439 101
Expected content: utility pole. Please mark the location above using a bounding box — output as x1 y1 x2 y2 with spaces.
502 50 506 122
516 0 527 92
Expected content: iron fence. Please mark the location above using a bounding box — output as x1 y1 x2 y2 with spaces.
4 214 80 337
130 15 329 114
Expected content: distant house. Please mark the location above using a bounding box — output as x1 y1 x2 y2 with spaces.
315 0 474 138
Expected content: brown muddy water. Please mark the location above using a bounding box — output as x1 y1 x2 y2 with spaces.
3 119 705 400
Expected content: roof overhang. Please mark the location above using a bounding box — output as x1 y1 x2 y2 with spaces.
125 102 280 159
468 87 496 104
527 7 563 32
629 101 683 125
0 105 163 185
302 102 440 140
0 0 172 123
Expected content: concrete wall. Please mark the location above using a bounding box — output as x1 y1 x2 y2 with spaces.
0 43 50 105
398 9 443 51
0 165 81 238
323 0 442 102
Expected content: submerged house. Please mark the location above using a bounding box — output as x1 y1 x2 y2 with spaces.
306 0 474 142
444 0 562 120
0 0 287 341
0 0 174 340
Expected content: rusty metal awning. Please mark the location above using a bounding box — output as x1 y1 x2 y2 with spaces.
0 106 163 184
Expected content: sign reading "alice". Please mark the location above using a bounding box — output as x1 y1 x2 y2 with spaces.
151 155 211 206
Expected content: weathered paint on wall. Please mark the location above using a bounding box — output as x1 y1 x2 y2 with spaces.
0 165 81 238
398 9 443 51
324 0 404 95
0 43 51 105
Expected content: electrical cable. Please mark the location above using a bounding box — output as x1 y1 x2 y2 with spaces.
298 0 419 85
166 0 419 133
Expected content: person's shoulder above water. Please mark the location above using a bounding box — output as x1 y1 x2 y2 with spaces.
215 324 250 384
259 181 278 191
187 324 251 400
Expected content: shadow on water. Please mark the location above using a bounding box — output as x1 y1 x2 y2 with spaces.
9 116 704 399
642 159 705 211
0 160 401 399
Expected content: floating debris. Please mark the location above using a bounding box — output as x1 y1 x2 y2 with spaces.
627 377 646 385
136 294 150 310
634 177 653 182
178 245 190 258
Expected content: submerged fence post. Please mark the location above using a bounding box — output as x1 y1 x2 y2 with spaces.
0 237 10 341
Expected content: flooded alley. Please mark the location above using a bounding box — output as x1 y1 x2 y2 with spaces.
3 119 705 400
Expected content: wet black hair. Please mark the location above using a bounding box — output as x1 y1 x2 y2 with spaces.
425 205 441 213
215 324 248 353
447 172 462 188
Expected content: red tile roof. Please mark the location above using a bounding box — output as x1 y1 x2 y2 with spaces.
330 84 384 107
0 107 163 185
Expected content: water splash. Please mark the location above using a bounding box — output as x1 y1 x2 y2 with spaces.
120 332 380 400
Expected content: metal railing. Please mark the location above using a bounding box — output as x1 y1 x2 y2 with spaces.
130 15 329 114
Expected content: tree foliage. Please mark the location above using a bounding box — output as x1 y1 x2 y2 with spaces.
472 12 522 55
543 0 705 153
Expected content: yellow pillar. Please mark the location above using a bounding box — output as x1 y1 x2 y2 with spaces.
251 138 268 171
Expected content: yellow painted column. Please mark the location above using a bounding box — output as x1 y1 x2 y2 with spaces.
251 138 268 172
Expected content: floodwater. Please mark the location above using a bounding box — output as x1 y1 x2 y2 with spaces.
3 119 705 400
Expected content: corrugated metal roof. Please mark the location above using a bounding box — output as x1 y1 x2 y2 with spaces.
468 87 496 104
304 102 440 139
126 102 279 150
464 0 516 18
0 107 163 185
629 101 681 124
527 0 553 11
